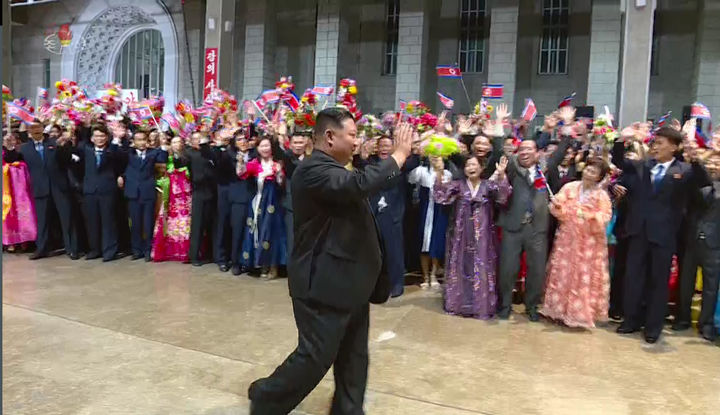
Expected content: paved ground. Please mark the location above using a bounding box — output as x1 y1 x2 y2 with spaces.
2 253 719 415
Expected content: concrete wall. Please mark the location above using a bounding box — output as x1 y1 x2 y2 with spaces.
647 0 698 120
515 0 592 118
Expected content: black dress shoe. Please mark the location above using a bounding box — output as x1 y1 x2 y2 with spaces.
29 252 48 260
671 321 691 331
144 254 152 262
527 311 540 322
644 334 659 344
131 254 143 261
103 253 128 262
616 324 640 334
192 261 204 267
68 253 80 260
231 265 242 276
497 308 511 320
85 253 100 260
219 264 230 273
701 326 717 342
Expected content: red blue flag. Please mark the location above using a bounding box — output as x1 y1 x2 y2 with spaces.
436 65 462 78
521 98 537 122
481 84 503 99
436 91 454 109
6 101 36 124
656 110 672 128
558 92 576 108
282 91 300 112
691 102 711 120
696 125 711 148
311 85 334 96
128 106 153 121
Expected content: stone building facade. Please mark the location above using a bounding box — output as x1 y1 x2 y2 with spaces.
6 0 720 127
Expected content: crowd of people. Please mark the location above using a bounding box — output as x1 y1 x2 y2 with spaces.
3 79 720 345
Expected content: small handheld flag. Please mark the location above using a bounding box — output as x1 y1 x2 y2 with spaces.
558 92 576 108
691 102 711 120
481 84 503 100
311 85 334 96
6 101 36 125
655 110 672 128
128 106 153 121
436 91 454 109
281 91 300 112
695 125 711 149
436 65 462 78
521 98 537 122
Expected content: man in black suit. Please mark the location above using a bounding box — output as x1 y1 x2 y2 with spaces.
187 132 217 266
18 120 79 259
280 134 309 257
683 152 719 341
248 108 414 414
612 125 710 343
228 133 257 276
120 130 168 261
497 107 575 321
76 124 126 262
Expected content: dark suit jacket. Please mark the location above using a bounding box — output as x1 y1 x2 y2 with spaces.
287 150 401 310
213 147 256 204
77 143 125 196
187 144 217 201
280 149 304 212
122 148 168 200
695 182 720 249
611 141 710 249
547 163 579 194
498 135 572 233
366 154 420 225
19 138 72 198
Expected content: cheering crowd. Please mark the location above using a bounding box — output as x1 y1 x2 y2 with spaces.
2 78 720 345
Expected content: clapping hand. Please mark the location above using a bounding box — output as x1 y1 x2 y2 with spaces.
495 103 510 122
495 156 509 179
558 106 576 125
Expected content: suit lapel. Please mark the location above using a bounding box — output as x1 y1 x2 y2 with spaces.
657 160 680 194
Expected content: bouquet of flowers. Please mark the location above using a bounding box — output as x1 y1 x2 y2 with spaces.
337 78 361 119
422 134 460 158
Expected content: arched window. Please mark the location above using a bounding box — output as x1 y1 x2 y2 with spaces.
114 29 165 98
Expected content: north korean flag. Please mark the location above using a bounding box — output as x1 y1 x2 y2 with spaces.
6 102 35 124
691 102 711 120
129 106 153 121
436 65 462 78
558 92 576 108
436 91 454 109
255 90 281 109
481 84 503 99
521 98 537 122
282 91 300 112
311 85 334 96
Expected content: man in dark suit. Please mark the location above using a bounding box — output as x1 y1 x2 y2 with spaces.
76 124 126 262
497 107 575 321
19 120 79 259
682 152 719 341
612 125 710 343
187 132 217 266
366 135 420 298
280 134 309 257
120 130 168 261
228 133 257 276
248 108 414 414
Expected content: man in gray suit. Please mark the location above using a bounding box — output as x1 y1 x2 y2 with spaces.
497 106 576 321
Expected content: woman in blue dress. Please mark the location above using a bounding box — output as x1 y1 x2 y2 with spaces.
240 136 287 279
408 155 452 289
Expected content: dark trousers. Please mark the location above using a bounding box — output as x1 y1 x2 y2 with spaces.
248 298 369 415
676 232 700 326
623 235 674 337
84 193 118 260
498 225 548 314
696 240 720 333
378 220 404 297
189 195 215 262
214 185 232 265
609 237 629 318
285 209 294 258
128 198 156 257
230 202 249 266
116 191 131 254
71 191 88 253
33 189 77 255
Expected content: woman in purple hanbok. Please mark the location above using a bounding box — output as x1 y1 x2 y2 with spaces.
434 155 511 319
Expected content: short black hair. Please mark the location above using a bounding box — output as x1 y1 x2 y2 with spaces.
133 129 149 139
655 126 683 146
313 107 355 142
91 124 110 136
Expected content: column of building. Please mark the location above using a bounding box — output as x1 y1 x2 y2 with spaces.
394 0 430 109
313 0 341 88
692 0 720 124
242 1 276 100
586 0 622 115
486 0 519 113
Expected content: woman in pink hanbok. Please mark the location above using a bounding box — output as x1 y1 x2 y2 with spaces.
151 136 192 262
542 158 613 328
3 134 37 249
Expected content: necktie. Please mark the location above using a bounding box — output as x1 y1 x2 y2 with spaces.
652 165 665 193
139 151 145 161
36 143 44 161
95 150 102 167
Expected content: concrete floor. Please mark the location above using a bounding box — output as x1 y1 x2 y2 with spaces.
2 254 719 415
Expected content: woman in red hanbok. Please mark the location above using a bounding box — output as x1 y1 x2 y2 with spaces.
542 158 613 328
3 134 37 249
